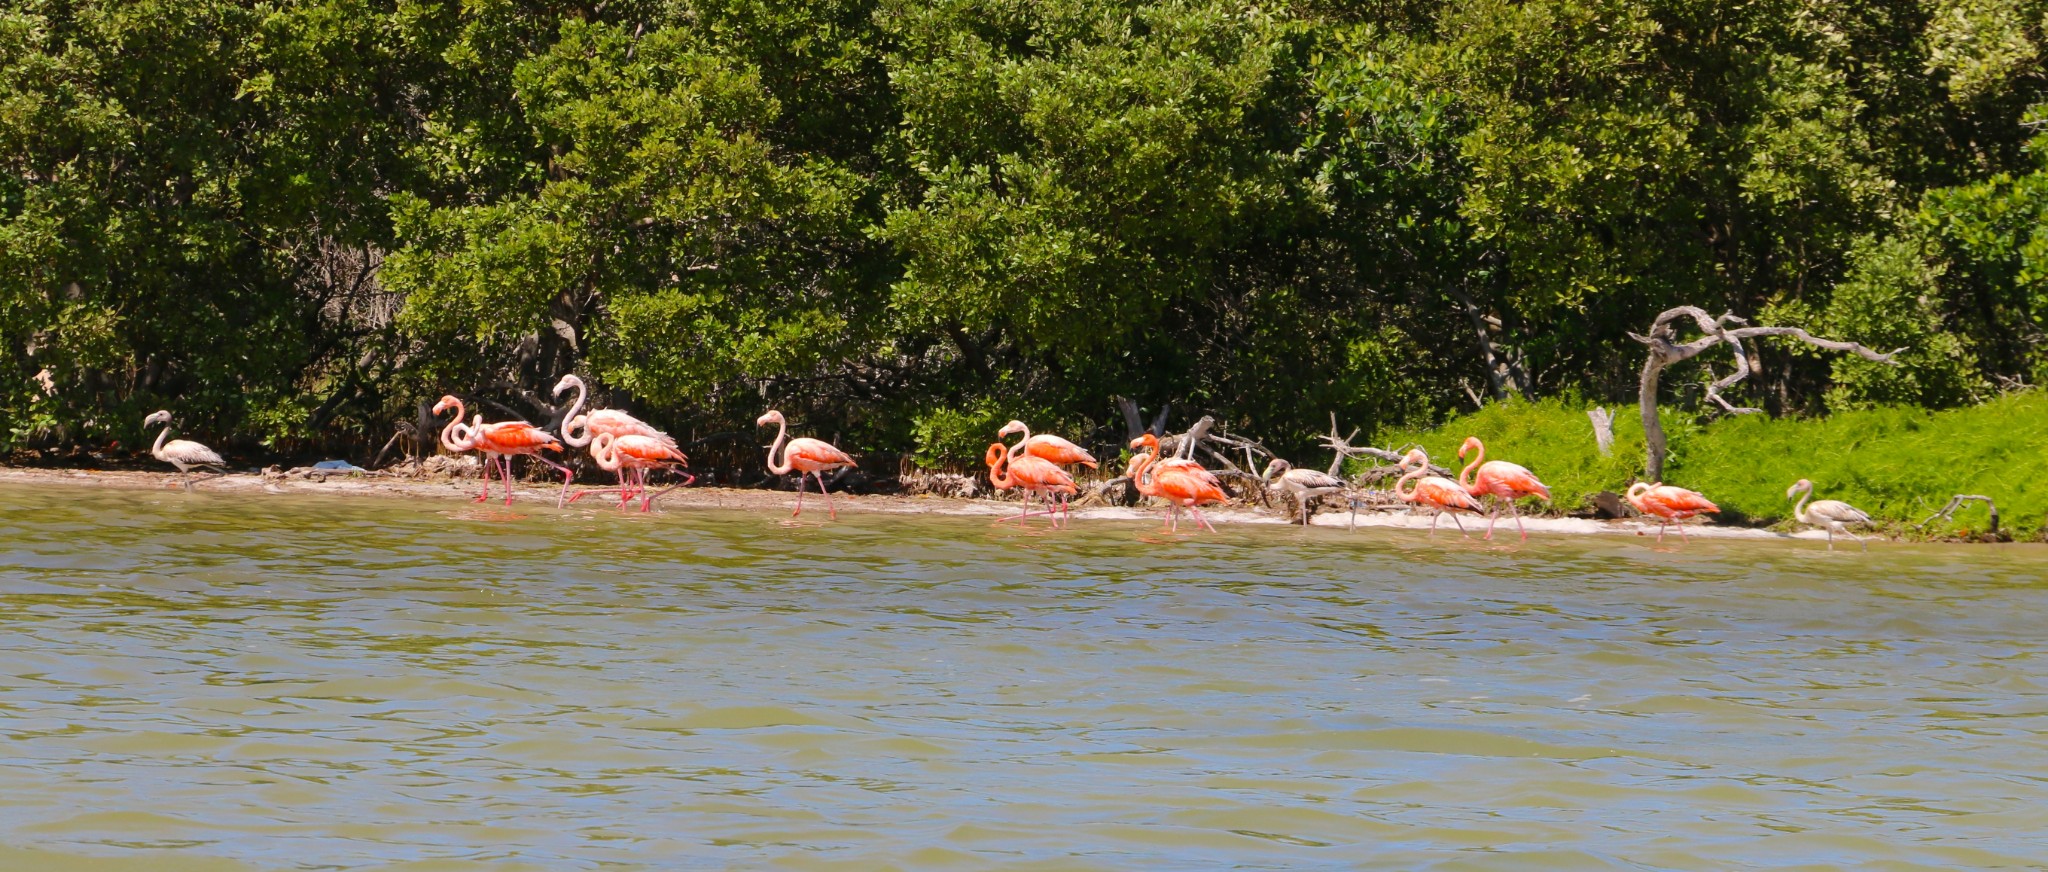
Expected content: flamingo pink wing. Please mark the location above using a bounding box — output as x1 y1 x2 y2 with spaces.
1656 487 1719 514
1480 462 1551 501
1025 435 1098 469
479 422 560 452
787 438 855 472
616 435 686 465
1418 477 1483 511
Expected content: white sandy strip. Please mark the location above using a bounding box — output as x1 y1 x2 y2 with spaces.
2 468 1841 542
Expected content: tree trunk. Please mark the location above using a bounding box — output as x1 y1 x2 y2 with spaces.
1640 353 1669 481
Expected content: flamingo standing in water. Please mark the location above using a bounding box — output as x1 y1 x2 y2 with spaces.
142 410 227 490
1394 448 1484 536
1260 458 1353 528
1787 479 1872 551
757 410 857 519
553 374 680 507
433 395 571 506
984 443 1077 526
1127 433 1227 533
1626 482 1720 544
578 432 694 512
997 420 1095 523
1457 437 1552 540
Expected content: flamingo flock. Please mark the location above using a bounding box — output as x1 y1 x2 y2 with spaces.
136 390 1882 548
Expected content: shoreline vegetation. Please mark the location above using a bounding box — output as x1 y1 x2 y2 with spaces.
9 1 2048 510
10 388 2038 545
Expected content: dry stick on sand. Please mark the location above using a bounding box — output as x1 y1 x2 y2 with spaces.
1629 306 1902 482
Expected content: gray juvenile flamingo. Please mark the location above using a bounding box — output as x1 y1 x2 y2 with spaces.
142 410 226 490
1787 478 1873 550
1260 458 1353 528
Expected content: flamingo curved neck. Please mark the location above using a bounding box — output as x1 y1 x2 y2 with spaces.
438 400 472 452
560 378 590 447
1006 424 1033 460
764 419 794 475
1394 467 1422 501
1791 486 1812 525
150 421 172 461
989 452 1015 489
1458 441 1484 488
1130 453 1160 496
592 433 621 471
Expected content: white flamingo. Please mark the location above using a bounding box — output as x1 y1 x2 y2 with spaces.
142 410 227 490
1787 478 1873 551
1260 458 1353 528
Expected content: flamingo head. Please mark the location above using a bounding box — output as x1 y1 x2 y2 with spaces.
1458 436 1482 459
431 395 462 416
755 409 784 427
1122 451 1151 479
1260 458 1290 480
1401 448 1429 469
551 374 583 397
984 443 1007 469
997 420 1028 439
1786 478 1813 499
143 410 171 428
1128 433 1160 454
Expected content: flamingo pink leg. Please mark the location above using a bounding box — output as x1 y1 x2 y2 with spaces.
640 472 695 512
791 472 808 517
474 454 496 502
819 471 839 520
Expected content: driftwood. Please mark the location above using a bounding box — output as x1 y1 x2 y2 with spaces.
1587 407 1615 456
1918 494 1999 535
1317 413 1407 473
371 422 418 470
1630 306 1900 481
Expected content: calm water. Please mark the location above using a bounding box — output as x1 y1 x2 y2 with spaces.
2 483 2047 870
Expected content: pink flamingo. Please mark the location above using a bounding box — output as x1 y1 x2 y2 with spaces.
577 432 694 512
1457 437 1552 540
758 410 858 519
985 442 1077 526
142 410 227 490
1127 434 1228 533
998 420 1095 524
1626 482 1720 543
1394 448 1484 536
552 374 677 507
433 395 571 505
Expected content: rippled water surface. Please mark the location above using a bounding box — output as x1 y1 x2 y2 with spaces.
4 483 2048 870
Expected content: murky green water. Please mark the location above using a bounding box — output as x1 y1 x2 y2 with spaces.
3 483 2048 870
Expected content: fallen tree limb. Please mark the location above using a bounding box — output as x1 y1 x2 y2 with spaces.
1918 494 1999 534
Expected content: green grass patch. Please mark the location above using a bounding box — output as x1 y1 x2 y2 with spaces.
1372 393 2047 539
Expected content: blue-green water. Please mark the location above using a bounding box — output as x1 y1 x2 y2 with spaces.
2 483 2046 870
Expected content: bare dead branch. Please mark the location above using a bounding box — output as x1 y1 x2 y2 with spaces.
1632 306 1904 480
1918 494 1999 534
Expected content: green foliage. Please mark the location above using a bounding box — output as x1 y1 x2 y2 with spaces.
1818 235 1984 408
7 0 2048 469
1392 394 2048 538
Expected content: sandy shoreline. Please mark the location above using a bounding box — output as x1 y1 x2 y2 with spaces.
0 465 1893 545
